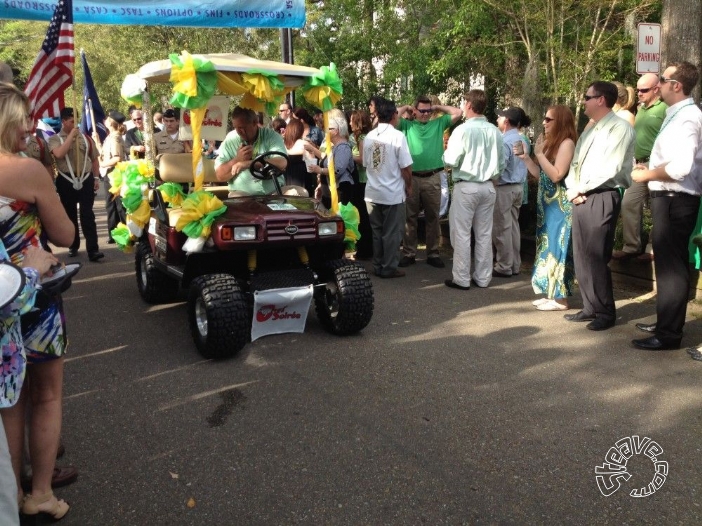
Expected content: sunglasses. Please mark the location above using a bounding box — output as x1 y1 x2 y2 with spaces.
416 109 433 114
583 94 602 101
636 87 653 93
543 116 554 123
279 109 289 113
659 76 679 84
133 118 143 121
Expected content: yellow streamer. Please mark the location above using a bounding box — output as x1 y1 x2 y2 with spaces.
170 51 198 98
190 106 207 190
131 199 151 228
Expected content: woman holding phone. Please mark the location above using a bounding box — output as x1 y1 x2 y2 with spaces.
516 105 577 311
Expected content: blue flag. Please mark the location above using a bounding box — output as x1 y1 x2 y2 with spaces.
79 49 107 143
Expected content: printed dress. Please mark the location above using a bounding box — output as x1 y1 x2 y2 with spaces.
531 171 574 299
0 240 39 408
0 197 67 362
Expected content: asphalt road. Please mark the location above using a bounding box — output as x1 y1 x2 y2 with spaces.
51 201 701 525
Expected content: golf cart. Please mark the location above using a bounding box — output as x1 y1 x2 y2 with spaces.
118 53 373 358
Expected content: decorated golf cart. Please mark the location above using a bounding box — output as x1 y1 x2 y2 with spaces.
112 52 373 358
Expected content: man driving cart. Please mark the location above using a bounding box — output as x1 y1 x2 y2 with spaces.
214 106 288 196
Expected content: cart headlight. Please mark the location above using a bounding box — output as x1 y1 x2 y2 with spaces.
318 222 338 236
234 226 256 240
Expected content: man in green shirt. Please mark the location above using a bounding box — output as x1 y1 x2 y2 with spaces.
396 96 462 269
614 72 668 260
215 107 287 195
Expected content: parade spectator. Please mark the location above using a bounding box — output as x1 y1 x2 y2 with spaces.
22 128 53 179
283 119 308 189
563 81 635 330
152 111 163 131
49 107 104 261
630 62 702 351
613 73 667 261
396 96 462 270
99 111 127 244
350 110 373 260
154 108 191 157
313 110 324 131
214 106 287 196
0 242 57 526
271 117 286 136
362 98 413 278
443 90 505 290
124 108 149 160
493 107 531 278
292 107 324 147
0 82 75 521
278 102 292 123
517 105 577 310
612 81 636 126
306 112 356 208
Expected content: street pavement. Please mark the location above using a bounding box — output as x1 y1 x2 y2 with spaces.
52 200 702 525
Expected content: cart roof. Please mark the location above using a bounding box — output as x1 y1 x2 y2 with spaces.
137 53 322 87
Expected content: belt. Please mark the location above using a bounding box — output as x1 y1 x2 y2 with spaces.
58 171 92 177
584 187 618 196
498 182 521 186
650 190 699 198
635 157 650 164
454 179 488 184
413 168 443 177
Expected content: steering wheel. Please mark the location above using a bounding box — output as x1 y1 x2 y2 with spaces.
249 151 289 181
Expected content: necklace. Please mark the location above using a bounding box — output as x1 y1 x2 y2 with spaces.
659 101 695 135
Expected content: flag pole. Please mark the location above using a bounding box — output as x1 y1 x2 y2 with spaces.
72 50 79 174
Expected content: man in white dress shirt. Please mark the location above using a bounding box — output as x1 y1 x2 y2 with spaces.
630 62 702 351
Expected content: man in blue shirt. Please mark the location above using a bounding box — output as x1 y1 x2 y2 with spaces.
493 107 530 277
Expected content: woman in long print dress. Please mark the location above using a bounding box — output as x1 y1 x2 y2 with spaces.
516 105 577 311
0 83 74 520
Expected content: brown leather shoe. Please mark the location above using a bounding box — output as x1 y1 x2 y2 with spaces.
21 466 78 492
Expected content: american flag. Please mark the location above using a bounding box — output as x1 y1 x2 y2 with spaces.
25 0 74 121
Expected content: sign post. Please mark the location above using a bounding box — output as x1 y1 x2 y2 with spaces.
637 23 661 74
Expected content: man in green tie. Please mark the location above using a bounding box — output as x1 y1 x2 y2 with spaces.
563 81 636 331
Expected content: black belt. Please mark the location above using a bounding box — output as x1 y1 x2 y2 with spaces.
454 179 488 184
413 168 443 177
498 182 521 186
635 157 650 164
584 187 618 196
650 190 699 198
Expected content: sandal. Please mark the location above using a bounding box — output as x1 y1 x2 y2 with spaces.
536 300 569 311
532 298 549 306
21 491 70 521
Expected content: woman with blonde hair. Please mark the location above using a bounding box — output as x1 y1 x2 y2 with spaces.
612 81 636 126
517 105 577 311
0 82 74 520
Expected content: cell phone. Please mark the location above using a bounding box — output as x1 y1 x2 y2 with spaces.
513 141 524 155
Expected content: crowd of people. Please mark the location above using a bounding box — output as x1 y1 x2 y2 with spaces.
1 57 702 523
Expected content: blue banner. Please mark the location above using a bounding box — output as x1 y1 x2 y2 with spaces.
79 51 108 143
1 0 305 29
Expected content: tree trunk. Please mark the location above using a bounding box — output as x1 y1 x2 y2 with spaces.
661 0 702 101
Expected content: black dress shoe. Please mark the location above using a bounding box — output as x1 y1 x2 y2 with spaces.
444 279 470 290
635 322 656 333
68 248 78 257
88 251 105 262
492 270 512 278
107 238 116 245
632 336 681 351
398 256 415 267
587 318 615 331
563 311 596 322
427 257 445 268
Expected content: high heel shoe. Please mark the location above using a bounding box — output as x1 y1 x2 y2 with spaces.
21 491 70 521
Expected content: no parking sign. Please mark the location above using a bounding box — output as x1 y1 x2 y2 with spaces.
637 23 661 74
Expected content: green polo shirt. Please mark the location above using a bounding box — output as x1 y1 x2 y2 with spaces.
634 98 667 160
215 127 286 194
399 114 452 172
